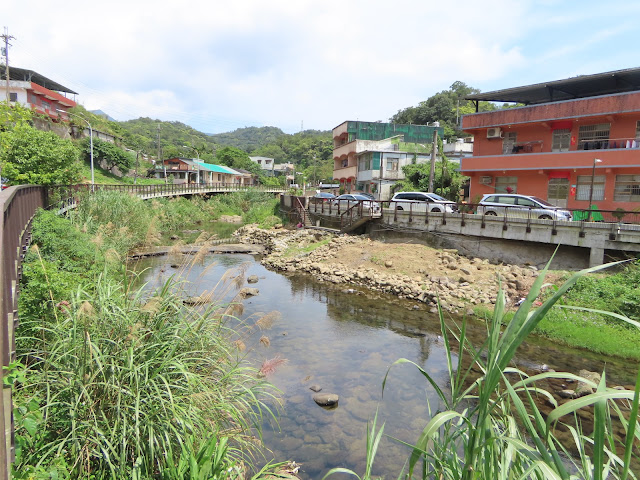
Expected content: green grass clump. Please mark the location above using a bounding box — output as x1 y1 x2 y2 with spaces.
560 260 640 320
15 271 277 479
282 238 332 258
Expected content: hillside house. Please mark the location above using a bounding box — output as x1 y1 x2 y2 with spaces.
460 67 640 212
332 121 443 197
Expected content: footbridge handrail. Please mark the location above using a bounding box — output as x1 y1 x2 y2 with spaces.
0 185 47 480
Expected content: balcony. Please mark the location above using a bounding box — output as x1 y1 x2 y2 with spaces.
333 165 357 180
460 144 640 173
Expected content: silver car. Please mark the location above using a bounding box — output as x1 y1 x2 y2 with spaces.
477 194 572 221
390 192 457 213
331 194 381 213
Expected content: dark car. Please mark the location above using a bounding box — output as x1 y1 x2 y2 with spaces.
313 192 337 201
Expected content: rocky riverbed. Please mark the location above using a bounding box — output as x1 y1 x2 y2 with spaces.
233 224 548 315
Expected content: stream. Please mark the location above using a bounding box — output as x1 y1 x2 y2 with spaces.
134 252 639 479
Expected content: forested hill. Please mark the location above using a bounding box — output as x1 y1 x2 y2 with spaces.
118 117 220 161
208 126 286 153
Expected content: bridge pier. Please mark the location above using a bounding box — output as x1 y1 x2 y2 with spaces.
589 242 605 267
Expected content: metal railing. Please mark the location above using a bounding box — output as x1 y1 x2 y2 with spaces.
307 196 640 227
46 182 286 210
0 186 47 480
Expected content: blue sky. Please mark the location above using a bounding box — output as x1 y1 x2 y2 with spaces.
4 0 640 134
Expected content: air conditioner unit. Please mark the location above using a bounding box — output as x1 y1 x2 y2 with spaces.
480 176 493 185
486 127 502 139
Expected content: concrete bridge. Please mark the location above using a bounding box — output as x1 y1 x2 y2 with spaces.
286 196 640 269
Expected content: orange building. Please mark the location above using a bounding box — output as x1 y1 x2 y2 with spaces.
460 68 640 212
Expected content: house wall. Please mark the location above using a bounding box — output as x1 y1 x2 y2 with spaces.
461 91 640 212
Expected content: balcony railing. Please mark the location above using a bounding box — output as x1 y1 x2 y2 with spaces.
578 137 640 151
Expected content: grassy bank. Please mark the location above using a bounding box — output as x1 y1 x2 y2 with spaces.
13 192 288 479
473 261 640 360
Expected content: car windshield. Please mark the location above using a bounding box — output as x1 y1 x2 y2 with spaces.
351 195 371 200
530 196 555 207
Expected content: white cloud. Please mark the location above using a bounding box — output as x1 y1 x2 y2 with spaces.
4 0 639 134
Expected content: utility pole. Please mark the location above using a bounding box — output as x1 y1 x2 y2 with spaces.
1 28 15 103
428 128 438 192
157 125 166 184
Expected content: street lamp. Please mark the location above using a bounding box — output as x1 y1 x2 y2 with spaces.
58 109 94 189
587 158 602 222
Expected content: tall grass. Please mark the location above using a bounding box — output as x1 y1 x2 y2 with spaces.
15 201 289 479
325 260 640 480
14 264 281 478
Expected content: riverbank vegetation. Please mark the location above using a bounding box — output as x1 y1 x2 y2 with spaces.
473 260 640 360
327 261 640 480
13 191 287 479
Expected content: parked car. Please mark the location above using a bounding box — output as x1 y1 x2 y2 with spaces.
313 192 337 202
355 192 376 200
331 194 381 213
390 192 457 213
477 194 572 221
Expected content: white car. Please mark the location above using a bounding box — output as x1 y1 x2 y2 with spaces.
390 192 457 213
477 194 572 221
331 194 381 213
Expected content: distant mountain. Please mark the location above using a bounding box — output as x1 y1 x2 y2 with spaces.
208 126 286 153
90 109 116 121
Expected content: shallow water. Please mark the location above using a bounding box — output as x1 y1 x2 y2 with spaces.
135 253 639 479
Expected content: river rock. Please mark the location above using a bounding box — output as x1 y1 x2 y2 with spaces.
576 370 601 397
384 260 393 268
238 287 260 298
309 385 322 392
313 393 339 407
558 389 577 399
247 275 259 284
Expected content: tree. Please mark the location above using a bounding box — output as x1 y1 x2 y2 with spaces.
393 138 466 201
390 81 496 140
1 124 81 185
81 137 134 174
214 146 262 177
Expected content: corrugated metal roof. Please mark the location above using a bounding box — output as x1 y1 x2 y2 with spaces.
2 66 78 95
193 161 240 174
466 67 640 105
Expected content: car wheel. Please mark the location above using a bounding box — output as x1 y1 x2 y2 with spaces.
539 214 552 220
484 211 497 216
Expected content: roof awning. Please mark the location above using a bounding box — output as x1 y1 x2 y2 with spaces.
466 67 640 105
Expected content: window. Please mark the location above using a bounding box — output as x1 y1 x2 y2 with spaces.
386 157 399 171
9 92 17 102
516 197 536 207
341 159 348 168
495 176 518 193
636 121 640 140
614 174 640 202
502 132 517 154
577 123 610 150
576 175 605 201
551 129 571 152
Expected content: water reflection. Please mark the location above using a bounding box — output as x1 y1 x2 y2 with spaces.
135 253 639 479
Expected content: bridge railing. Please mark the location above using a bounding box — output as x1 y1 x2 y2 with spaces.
308 196 640 227
0 185 47 480
45 182 286 210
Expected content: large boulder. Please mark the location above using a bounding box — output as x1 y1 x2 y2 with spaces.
312 393 339 408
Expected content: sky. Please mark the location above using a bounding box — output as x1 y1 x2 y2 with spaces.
4 0 640 135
